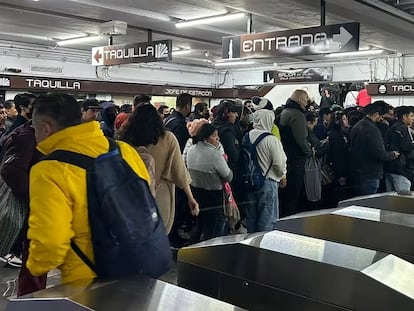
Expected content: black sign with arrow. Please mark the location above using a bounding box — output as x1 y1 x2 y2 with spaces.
222 22 360 59
91 40 172 66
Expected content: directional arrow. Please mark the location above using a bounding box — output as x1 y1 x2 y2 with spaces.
94 49 102 64
333 26 353 49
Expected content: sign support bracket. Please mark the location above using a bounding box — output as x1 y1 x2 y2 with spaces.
247 13 253 34
321 0 326 26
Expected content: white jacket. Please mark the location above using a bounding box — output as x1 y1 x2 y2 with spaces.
249 110 287 182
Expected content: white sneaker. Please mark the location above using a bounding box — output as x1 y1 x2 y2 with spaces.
6 255 22 268
0 254 13 263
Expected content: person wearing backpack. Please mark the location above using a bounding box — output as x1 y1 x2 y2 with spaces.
26 93 171 284
243 109 287 233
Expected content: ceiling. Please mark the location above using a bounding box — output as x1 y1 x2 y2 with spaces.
0 0 414 69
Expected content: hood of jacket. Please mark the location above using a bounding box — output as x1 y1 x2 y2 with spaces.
101 106 116 127
253 109 275 132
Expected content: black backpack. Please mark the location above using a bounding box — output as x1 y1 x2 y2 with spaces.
237 132 272 191
43 139 172 279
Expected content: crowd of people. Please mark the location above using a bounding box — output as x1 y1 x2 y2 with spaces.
0 89 413 296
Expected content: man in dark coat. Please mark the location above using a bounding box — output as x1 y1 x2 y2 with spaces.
279 89 312 216
350 101 399 195
384 106 414 192
164 93 192 153
6 93 36 134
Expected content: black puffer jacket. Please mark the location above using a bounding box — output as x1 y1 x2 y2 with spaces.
350 117 396 181
212 118 239 170
384 120 414 178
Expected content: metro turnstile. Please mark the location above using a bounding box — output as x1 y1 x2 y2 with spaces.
177 231 414 311
338 192 414 214
6 277 246 311
275 205 414 263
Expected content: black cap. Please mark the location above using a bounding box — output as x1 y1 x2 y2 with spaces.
82 99 101 110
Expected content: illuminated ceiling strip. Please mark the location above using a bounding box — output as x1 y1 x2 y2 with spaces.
57 36 102 46
325 49 384 57
176 13 246 28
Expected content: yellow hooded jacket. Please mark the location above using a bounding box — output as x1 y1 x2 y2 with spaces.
27 122 150 284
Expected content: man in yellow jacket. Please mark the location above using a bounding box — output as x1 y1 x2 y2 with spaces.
27 93 150 284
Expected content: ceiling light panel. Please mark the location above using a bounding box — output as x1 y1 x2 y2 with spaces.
176 13 246 28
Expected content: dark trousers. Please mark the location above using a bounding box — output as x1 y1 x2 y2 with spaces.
282 161 305 217
168 188 192 248
191 187 228 242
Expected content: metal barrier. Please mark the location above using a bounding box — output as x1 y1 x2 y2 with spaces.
6 277 246 311
338 192 414 214
275 205 414 263
178 231 414 311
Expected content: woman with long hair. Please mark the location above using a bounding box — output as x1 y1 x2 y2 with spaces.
119 103 199 233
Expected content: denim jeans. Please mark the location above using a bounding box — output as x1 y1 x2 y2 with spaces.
385 173 411 192
245 179 279 233
356 179 380 196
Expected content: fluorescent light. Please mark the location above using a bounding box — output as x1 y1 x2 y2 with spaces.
214 61 255 67
176 13 245 28
57 35 101 46
172 49 192 56
325 49 384 58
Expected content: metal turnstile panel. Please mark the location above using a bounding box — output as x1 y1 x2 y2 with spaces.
178 230 414 310
7 277 246 311
275 205 414 263
338 192 414 214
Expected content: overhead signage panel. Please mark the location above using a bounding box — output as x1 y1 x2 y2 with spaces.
367 82 414 96
264 67 332 83
0 75 258 98
92 40 172 66
223 22 360 59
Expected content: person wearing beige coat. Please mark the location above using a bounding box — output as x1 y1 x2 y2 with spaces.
119 103 199 233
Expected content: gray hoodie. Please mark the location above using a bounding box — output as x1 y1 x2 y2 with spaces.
248 110 287 182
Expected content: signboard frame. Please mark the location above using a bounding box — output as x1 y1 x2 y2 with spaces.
223 22 360 59
92 40 172 66
264 67 333 83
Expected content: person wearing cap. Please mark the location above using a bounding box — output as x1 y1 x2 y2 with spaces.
81 99 101 123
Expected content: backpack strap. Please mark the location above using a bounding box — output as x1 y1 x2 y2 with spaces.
251 132 273 178
41 137 119 275
163 116 178 128
70 241 97 274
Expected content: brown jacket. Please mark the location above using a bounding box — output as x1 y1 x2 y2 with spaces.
146 131 191 232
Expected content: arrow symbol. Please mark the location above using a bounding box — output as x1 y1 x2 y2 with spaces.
94 49 102 63
333 26 353 49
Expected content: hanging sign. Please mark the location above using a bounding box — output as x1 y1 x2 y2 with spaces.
92 40 172 66
264 67 333 83
367 82 414 96
223 22 360 59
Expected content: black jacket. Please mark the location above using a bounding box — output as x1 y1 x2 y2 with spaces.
350 117 396 181
7 115 28 135
279 99 312 164
328 127 349 180
307 129 329 159
384 120 414 178
212 118 239 170
164 111 190 153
